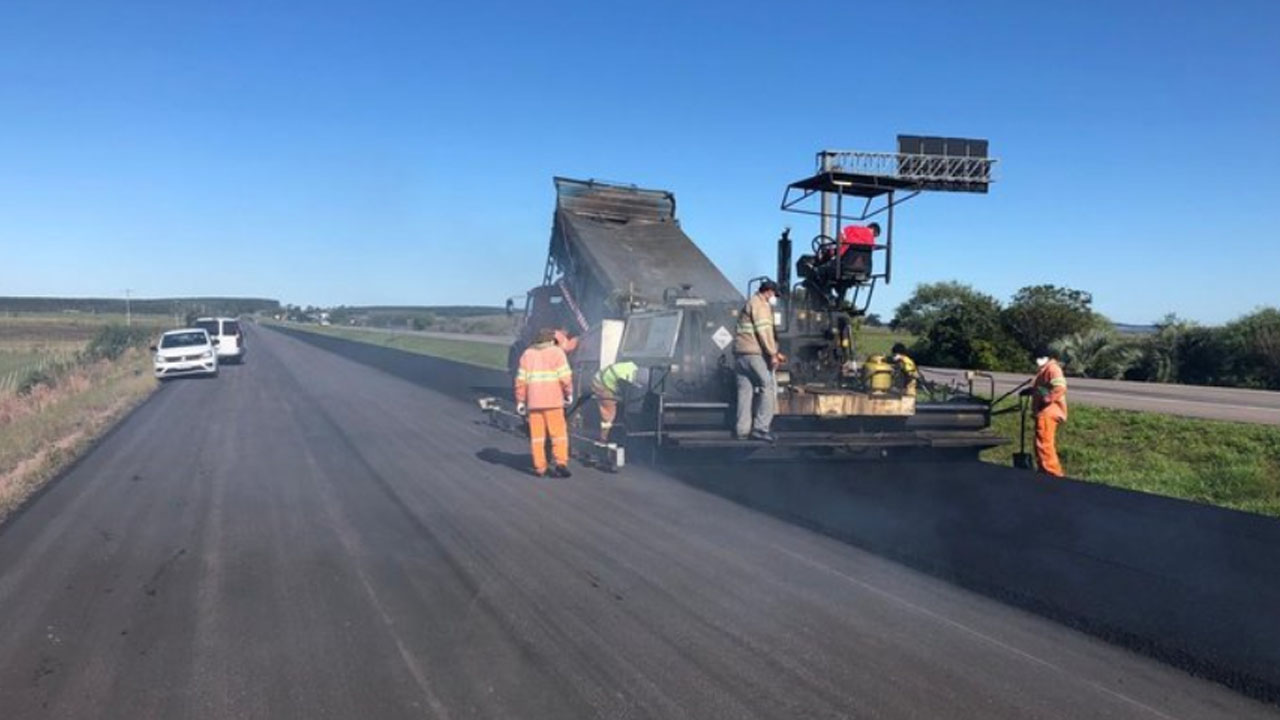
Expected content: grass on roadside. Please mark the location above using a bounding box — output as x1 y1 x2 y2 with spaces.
0 312 169 345
1 315 166 396
0 348 156 523
0 351 64 394
858 327 917 358
982 399 1280 517
272 322 509 370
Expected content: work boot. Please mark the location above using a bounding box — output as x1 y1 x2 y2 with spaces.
749 429 777 444
553 465 572 478
531 468 547 478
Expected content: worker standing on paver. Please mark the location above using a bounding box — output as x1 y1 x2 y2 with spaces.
591 360 638 442
890 342 919 397
733 280 785 442
1029 348 1068 477
515 328 574 478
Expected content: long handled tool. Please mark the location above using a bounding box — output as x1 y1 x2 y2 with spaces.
1012 391 1035 470
987 377 1035 470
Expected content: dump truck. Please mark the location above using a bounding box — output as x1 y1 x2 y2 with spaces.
488 137 1006 469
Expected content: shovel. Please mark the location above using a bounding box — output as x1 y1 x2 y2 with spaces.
1012 392 1035 470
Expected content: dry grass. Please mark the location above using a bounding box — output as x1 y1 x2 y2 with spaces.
0 347 156 524
0 312 167 345
0 313 166 396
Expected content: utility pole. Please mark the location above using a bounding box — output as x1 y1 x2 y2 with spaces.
124 289 132 327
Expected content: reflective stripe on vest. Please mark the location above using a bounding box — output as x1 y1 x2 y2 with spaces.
593 362 637 395
517 367 570 382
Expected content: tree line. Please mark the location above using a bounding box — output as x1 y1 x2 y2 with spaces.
0 296 280 316
890 282 1280 390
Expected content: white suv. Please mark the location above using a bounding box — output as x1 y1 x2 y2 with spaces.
152 329 219 379
194 317 246 364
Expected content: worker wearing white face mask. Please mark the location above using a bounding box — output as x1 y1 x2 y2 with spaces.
1027 348 1068 476
733 279 786 442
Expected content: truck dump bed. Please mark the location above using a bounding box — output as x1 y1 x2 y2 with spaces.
551 178 742 308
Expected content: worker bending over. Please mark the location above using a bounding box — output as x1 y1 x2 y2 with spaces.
591 361 638 442
515 328 574 478
733 279 785 442
890 343 918 397
1029 348 1068 477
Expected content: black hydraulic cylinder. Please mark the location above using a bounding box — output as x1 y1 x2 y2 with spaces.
777 228 792 332
777 229 791 297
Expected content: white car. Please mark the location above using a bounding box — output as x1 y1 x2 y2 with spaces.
152 329 219 379
194 317 246 363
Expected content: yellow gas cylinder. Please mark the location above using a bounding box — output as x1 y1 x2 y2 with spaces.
863 355 893 394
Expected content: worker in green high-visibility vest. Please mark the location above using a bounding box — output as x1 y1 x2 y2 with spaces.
590 361 638 442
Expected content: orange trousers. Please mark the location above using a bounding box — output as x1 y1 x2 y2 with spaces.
1035 412 1064 477
527 408 569 474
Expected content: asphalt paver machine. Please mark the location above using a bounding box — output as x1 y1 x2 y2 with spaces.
485 137 1006 469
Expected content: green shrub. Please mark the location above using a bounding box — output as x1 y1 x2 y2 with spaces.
84 324 152 362
17 367 56 395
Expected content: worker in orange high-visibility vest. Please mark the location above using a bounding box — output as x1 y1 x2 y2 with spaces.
515 328 574 478
1028 347 1068 476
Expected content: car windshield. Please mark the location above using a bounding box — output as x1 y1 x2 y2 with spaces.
160 331 209 349
194 320 219 336
223 321 240 336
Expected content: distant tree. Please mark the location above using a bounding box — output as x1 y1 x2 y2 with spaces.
1052 329 1140 379
1225 308 1280 389
891 282 1003 335
1001 285 1097 356
1127 314 1193 383
863 313 884 328
329 306 353 325
1173 326 1234 386
894 282 1023 370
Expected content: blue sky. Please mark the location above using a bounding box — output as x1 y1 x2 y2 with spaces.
1 0 1276 324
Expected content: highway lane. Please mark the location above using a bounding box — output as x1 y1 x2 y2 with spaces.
924 367 1280 425
328 324 515 346
1 325 1274 718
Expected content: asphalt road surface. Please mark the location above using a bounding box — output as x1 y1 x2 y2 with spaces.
0 326 1274 719
920 367 1280 425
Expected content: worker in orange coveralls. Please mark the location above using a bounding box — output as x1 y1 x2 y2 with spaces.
515 328 574 478
1026 347 1068 476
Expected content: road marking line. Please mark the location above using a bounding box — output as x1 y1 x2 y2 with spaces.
1069 391 1280 415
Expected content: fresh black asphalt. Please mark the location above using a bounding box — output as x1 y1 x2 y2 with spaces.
0 325 1275 719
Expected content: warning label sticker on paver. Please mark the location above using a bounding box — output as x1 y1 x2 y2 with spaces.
711 326 733 350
